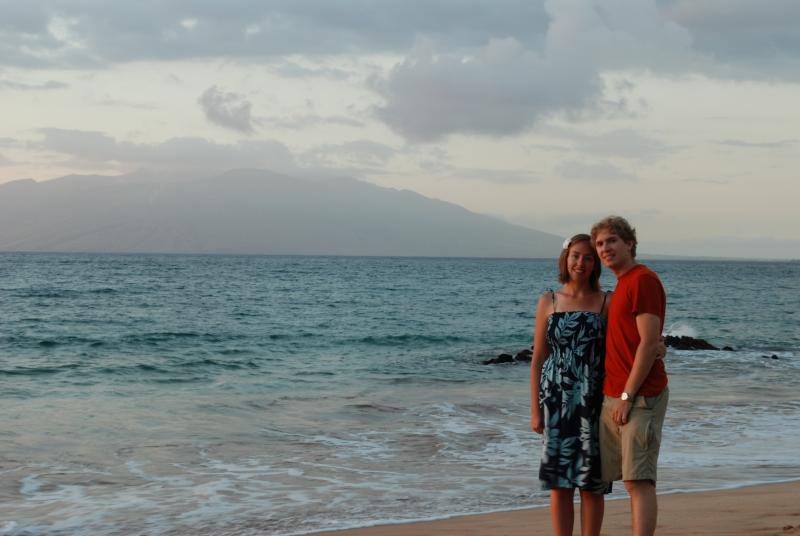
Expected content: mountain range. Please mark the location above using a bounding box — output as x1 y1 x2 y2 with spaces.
0 169 564 257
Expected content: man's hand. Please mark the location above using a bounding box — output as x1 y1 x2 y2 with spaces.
611 398 633 426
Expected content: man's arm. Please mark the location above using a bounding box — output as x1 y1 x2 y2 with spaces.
611 312 662 425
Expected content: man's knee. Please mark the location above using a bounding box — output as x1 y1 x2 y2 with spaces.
623 479 655 494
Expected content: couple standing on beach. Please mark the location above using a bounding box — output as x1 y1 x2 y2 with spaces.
530 215 669 536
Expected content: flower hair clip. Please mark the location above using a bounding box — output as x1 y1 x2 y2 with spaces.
562 238 571 250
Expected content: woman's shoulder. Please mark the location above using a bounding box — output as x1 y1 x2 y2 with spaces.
535 289 557 313
538 288 558 299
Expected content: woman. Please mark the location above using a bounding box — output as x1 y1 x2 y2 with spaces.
530 233 610 536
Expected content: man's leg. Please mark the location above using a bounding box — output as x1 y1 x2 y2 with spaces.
620 390 668 535
550 488 575 536
624 480 657 536
579 489 604 536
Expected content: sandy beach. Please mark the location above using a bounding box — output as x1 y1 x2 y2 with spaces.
319 480 800 536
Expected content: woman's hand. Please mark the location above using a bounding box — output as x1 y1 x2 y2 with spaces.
655 336 667 360
531 413 543 434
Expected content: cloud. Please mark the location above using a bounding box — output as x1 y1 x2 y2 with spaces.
28 128 433 180
0 0 797 86
718 139 797 149
682 177 734 185
645 235 800 260
661 0 800 77
374 37 602 141
0 1 549 67
530 142 572 153
584 130 669 160
198 86 255 134
0 79 68 91
266 113 364 130
373 1 693 141
35 129 118 161
544 0 692 72
29 128 416 182
548 127 677 161
95 97 156 110
262 97 367 130
506 207 661 240
447 167 541 184
34 129 296 173
555 160 637 181
301 140 397 169
269 61 355 80
0 4 63 67
0 137 23 148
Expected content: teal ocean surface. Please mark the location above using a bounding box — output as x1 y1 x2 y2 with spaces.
1 254 799 535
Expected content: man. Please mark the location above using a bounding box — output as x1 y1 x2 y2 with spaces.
591 216 669 536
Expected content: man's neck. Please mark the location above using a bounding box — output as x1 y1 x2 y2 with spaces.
612 259 638 279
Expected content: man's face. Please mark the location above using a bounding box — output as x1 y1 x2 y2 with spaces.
593 229 633 271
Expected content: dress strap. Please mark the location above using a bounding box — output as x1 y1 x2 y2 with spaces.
550 289 557 313
599 291 609 314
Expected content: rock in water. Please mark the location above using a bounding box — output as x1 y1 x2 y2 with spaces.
664 335 719 350
483 353 514 365
514 349 532 362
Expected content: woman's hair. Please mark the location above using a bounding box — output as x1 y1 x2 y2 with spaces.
590 215 637 258
558 233 601 290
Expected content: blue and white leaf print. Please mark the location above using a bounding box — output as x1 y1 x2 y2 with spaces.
538 311 610 494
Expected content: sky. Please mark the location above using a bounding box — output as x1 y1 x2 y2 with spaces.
1 0 798 258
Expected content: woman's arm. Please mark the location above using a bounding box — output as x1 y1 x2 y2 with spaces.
530 293 552 434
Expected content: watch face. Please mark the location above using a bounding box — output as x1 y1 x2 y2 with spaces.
621 392 630 401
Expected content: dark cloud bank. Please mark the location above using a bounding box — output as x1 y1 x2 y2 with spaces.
3 1 798 142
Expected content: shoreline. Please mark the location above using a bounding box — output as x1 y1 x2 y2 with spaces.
313 480 800 535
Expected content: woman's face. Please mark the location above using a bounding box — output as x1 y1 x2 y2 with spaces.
566 240 595 283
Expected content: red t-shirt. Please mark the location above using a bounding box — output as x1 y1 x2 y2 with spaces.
604 264 668 397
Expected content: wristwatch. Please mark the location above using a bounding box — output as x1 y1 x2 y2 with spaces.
621 392 634 402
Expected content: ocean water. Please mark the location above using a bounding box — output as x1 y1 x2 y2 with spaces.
0 253 798 535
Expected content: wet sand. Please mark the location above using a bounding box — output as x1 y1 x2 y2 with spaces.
318 480 800 535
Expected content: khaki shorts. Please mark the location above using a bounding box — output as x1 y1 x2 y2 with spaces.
600 387 669 483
